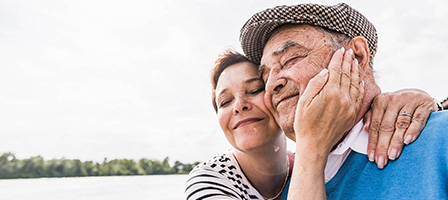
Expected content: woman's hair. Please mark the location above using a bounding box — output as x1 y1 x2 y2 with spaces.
210 49 255 112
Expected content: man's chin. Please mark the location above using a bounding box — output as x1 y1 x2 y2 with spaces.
279 119 295 141
277 106 297 139
285 132 296 142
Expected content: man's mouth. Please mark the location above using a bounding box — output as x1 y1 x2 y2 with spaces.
275 94 300 108
233 118 264 129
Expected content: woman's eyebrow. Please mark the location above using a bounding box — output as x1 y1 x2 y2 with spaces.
245 77 263 84
216 88 228 99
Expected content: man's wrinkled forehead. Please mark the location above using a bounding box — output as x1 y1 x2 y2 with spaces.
261 24 318 59
259 25 321 79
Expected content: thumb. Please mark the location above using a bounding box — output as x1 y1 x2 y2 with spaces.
299 68 329 106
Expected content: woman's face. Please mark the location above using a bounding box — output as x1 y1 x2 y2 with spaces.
215 62 281 152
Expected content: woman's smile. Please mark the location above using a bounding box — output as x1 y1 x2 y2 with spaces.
233 117 265 129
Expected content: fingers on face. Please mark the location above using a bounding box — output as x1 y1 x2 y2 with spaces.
328 47 345 86
328 48 362 101
353 60 364 114
340 48 353 91
338 48 362 106
299 68 329 107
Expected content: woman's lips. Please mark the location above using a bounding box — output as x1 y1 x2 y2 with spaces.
233 118 264 129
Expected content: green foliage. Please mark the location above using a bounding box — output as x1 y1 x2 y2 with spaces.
0 152 199 179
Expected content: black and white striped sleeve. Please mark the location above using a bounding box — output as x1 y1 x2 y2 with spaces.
184 169 241 200
184 153 262 200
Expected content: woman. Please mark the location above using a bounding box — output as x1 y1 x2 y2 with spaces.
184 49 436 200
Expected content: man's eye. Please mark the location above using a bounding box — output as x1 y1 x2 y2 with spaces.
284 55 305 67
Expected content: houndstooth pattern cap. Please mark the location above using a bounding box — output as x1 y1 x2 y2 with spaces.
239 3 378 65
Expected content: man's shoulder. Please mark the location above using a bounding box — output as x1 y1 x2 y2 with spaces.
422 110 448 136
428 110 448 124
406 110 448 154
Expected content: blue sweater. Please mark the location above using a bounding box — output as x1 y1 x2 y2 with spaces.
326 111 448 199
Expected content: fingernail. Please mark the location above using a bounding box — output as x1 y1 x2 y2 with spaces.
348 48 353 55
318 68 328 77
404 135 413 145
377 156 385 169
389 148 398 160
354 58 358 65
340 47 345 53
368 150 375 162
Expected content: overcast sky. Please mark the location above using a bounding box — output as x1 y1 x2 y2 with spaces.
0 0 447 164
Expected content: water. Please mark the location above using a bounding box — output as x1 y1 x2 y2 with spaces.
0 174 188 200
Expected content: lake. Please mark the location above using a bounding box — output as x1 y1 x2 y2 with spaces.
0 174 189 200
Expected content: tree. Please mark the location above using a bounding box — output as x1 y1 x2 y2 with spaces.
0 152 199 178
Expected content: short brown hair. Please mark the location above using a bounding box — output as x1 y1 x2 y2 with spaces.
211 49 255 112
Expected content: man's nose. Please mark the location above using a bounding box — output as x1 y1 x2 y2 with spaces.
266 75 286 95
233 97 252 115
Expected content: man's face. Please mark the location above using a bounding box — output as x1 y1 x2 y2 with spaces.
260 24 338 138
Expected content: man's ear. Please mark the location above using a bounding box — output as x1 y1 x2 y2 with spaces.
348 36 370 69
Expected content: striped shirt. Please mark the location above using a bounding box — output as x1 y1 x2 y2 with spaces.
184 152 264 200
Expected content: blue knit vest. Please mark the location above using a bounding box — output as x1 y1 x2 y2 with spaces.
325 111 448 199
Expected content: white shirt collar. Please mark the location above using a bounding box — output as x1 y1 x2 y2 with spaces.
329 119 368 155
324 120 368 182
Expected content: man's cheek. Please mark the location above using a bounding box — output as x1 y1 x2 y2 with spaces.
264 92 280 122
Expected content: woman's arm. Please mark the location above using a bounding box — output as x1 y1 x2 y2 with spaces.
365 89 438 169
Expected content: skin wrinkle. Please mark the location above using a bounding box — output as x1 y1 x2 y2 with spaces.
273 41 306 56
261 24 354 137
217 77 263 108
262 24 382 142
216 62 281 152
260 25 349 83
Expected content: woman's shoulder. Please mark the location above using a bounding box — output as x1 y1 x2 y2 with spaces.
185 151 262 199
189 152 237 176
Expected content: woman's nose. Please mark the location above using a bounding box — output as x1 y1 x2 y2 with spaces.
233 97 252 115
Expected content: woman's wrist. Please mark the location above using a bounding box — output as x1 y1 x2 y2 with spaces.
295 139 330 167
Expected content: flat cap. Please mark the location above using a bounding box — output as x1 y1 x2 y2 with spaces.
239 3 378 65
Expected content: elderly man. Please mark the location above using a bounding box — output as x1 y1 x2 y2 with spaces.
240 3 448 199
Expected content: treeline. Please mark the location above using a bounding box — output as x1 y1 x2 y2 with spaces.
0 152 200 179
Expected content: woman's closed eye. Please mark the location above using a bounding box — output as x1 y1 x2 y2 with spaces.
248 88 264 95
220 98 233 108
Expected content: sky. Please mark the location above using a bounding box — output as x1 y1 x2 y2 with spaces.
0 0 447 164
